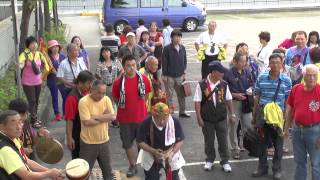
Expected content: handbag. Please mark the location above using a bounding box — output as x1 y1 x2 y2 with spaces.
243 128 263 157
242 94 254 113
24 52 41 75
181 81 191 97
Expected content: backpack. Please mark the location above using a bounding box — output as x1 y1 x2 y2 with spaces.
243 128 263 157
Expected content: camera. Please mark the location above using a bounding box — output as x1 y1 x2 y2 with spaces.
210 43 216 53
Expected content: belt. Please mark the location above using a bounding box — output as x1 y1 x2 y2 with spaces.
294 122 320 129
106 83 113 86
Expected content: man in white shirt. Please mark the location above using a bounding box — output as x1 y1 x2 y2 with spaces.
194 61 236 173
57 43 87 112
162 19 174 47
195 20 228 79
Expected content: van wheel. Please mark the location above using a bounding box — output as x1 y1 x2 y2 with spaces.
183 18 198 32
114 21 127 35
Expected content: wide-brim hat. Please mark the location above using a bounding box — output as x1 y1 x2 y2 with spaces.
48 40 62 49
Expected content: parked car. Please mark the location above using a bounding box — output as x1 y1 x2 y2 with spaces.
103 0 206 34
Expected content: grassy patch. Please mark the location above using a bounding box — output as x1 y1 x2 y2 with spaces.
0 64 19 111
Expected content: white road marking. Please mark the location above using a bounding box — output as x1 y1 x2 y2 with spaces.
184 155 294 167
85 45 100 48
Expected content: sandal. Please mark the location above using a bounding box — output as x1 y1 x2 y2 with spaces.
32 120 42 129
267 148 275 156
232 151 240 159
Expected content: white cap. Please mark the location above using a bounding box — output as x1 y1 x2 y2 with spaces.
126 32 136 37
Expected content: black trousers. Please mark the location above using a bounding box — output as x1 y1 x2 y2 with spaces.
23 84 41 124
201 55 219 79
258 124 283 173
144 163 180 180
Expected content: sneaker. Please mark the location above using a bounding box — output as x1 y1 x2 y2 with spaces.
222 163 232 173
252 169 268 177
126 165 138 177
273 171 282 180
203 161 214 171
55 113 62 121
179 112 191 118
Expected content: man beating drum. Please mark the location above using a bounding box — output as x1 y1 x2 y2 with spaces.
0 110 65 179
137 102 186 180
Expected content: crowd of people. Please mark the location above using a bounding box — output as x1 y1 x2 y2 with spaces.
0 17 320 180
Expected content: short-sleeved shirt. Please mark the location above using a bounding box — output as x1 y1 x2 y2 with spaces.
0 138 25 175
19 49 49 86
112 74 151 124
56 58 87 86
136 26 148 42
254 72 292 110
118 44 146 64
136 116 184 151
78 95 114 144
224 67 252 94
195 30 227 56
65 90 88 121
193 77 232 106
285 46 311 66
95 60 122 85
287 84 320 126
101 35 121 54
162 26 173 47
138 42 155 57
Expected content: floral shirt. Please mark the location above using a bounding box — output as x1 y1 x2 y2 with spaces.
95 60 122 85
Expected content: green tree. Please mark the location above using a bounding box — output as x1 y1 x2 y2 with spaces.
19 0 36 53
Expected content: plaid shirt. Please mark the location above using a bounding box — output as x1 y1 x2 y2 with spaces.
95 60 122 85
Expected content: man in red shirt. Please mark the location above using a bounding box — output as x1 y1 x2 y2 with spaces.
285 64 320 180
112 54 151 177
64 70 94 159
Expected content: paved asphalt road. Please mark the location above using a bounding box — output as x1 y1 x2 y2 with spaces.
39 15 319 180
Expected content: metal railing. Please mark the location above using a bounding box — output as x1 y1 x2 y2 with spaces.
0 2 21 21
54 0 320 13
199 0 320 9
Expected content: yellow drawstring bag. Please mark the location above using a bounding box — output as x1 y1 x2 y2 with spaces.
263 102 284 132
218 46 227 61
197 44 208 61
262 79 284 136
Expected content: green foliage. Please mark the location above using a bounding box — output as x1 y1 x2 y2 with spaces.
0 64 20 111
44 24 67 45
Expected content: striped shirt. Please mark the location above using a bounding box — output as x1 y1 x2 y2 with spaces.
57 58 87 85
254 72 292 110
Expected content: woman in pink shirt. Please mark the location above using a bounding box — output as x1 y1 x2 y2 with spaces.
19 36 49 128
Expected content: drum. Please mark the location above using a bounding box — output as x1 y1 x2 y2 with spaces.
66 158 90 180
36 137 63 164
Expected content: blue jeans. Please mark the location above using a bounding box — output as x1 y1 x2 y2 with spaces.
292 123 320 180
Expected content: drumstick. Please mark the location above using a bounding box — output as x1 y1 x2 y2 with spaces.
63 164 80 172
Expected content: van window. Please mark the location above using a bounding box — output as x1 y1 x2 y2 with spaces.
141 0 163 8
111 0 138 8
168 0 182 7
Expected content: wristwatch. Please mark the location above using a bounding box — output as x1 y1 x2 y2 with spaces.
231 114 236 118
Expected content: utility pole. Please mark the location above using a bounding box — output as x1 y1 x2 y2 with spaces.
10 0 22 98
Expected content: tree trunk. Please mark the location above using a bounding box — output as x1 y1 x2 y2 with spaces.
38 0 44 37
19 0 36 53
43 0 51 33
